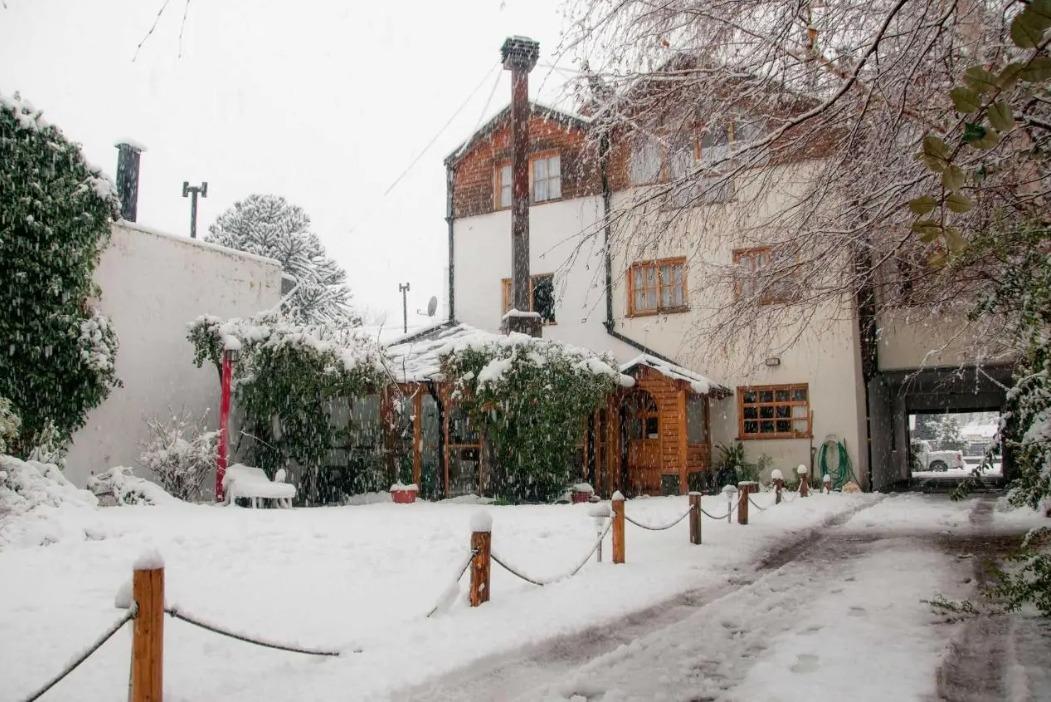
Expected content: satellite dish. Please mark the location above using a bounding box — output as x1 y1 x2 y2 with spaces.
426 296 438 317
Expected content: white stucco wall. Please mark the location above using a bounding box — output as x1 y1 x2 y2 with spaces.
452 195 638 358
64 222 283 486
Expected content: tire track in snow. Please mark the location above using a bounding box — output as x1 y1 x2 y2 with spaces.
394 499 881 702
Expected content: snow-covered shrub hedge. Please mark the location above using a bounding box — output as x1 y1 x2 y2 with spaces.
188 314 387 503
441 335 624 503
0 397 20 455
140 413 218 501
87 466 175 506
0 454 98 548
0 92 120 456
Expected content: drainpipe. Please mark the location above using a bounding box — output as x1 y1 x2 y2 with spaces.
501 35 541 338
114 140 145 222
446 163 456 322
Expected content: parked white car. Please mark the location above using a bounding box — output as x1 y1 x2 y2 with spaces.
911 440 965 472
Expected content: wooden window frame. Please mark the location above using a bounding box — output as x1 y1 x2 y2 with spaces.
626 257 689 317
737 383 812 440
494 160 512 210
530 150 562 204
501 273 557 325
732 246 799 305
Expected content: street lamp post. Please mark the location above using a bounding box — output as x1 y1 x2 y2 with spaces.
399 282 411 334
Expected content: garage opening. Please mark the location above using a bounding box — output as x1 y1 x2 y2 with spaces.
907 410 1003 488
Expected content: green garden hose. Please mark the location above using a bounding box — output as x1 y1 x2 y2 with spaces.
817 436 857 490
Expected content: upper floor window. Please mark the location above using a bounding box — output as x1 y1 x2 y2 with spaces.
501 273 556 324
632 125 738 204
733 246 800 305
497 163 513 209
532 153 562 202
738 384 810 439
628 258 687 316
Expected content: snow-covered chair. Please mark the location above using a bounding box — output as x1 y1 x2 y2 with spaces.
222 464 295 508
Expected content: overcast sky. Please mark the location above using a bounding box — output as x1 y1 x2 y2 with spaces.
0 0 576 324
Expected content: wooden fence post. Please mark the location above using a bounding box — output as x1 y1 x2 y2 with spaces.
611 491 625 564
469 512 492 607
688 491 701 545
131 554 164 702
737 481 750 525
798 464 809 497
772 469 784 504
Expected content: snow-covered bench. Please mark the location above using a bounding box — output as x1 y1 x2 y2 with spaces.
223 464 295 508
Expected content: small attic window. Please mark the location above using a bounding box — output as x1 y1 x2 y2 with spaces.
496 163 512 209
532 153 561 202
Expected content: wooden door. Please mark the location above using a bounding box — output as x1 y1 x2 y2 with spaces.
624 390 662 495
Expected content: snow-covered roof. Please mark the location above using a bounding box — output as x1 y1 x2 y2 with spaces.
619 354 729 396
385 322 633 387
445 100 592 166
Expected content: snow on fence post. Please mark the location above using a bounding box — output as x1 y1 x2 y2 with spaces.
823 473 832 494
771 469 784 504
797 464 809 497
590 503 609 562
611 491 625 564
737 481 753 525
131 550 164 702
722 484 737 523
469 512 492 608
688 491 702 545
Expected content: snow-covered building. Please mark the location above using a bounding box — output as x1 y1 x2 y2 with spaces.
64 223 283 486
441 41 1014 493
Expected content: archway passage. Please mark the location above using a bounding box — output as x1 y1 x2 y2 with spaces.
623 389 662 495
867 365 1012 492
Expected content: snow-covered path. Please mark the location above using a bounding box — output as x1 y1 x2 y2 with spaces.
409 495 1047 702
2 492 1044 701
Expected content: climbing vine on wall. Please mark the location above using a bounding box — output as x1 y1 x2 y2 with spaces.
188 315 386 502
442 339 622 503
0 93 120 457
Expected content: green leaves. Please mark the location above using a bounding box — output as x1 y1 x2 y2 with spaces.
909 195 938 215
1020 56 1051 82
963 66 998 93
963 123 1000 150
1010 0 1051 49
942 165 965 192
988 101 1015 132
946 191 974 213
950 87 981 113
912 219 943 242
919 135 951 172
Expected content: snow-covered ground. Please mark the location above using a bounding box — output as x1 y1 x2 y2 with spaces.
519 494 1047 702
2 491 871 701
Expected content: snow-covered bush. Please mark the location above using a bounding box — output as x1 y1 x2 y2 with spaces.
0 92 120 457
441 334 623 503
87 466 175 506
188 314 387 503
140 414 218 501
0 454 98 548
0 397 20 455
27 420 67 468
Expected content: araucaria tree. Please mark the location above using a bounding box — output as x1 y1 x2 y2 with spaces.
0 93 120 457
207 194 362 327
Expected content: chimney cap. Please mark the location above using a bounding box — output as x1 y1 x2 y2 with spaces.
501 35 540 72
114 138 148 153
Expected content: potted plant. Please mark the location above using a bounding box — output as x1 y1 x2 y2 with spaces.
570 482 595 504
390 482 419 504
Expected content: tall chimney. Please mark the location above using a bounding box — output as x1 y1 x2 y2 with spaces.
500 35 541 337
114 140 146 222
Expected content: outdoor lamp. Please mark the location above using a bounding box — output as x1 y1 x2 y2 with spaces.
722 483 739 523
589 503 610 562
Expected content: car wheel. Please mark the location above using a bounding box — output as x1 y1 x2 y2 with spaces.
930 460 948 472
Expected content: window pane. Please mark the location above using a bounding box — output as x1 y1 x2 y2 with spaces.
760 420 775 433
634 289 647 312
549 171 561 199
775 405 790 418
776 420 791 433
792 419 808 433
534 159 547 179
791 405 808 418
744 420 759 434
775 389 790 402
759 390 774 402
686 396 707 444
534 178 548 202
646 288 657 309
743 391 756 403
533 274 555 323
759 406 774 419
630 138 662 184
792 388 808 401
743 406 758 419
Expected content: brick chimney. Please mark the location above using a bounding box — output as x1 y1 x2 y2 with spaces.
500 35 542 337
114 140 146 222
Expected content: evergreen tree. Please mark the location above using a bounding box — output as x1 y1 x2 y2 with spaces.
207 194 361 327
0 93 121 457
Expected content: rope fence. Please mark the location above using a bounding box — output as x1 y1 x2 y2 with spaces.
18 481 818 700
20 607 137 702
624 504 696 531
491 519 613 587
164 606 340 657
